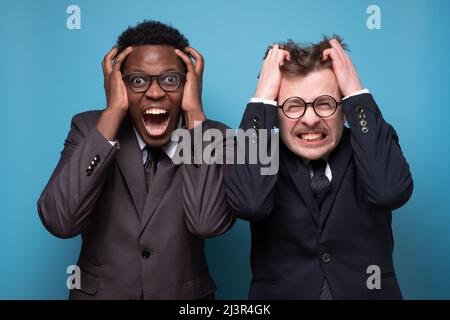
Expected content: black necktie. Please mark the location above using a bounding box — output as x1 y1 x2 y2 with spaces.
309 159 333 300
310 159 331 207
144 146 163 192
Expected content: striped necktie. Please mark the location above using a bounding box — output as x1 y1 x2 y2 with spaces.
310 159 331 207
310 159 333 299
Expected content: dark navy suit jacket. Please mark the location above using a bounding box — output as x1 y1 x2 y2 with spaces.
227 93 413 299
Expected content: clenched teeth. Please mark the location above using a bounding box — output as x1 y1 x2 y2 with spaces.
299 132 325 141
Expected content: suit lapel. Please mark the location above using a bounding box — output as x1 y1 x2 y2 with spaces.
139 155 179 235
319 129 353 228
115 117 147 218
281 143 320 227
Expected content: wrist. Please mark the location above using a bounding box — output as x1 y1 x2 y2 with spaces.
254 90 276 101
185 110 206 130
104 107 127 120
343 83 363 97
96 108 127 141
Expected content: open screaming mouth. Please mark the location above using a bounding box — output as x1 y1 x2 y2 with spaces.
142 108 170 137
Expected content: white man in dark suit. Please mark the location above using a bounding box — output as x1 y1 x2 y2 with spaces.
227 37 413 299
38 20 234 300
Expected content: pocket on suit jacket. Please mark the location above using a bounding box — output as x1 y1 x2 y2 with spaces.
72 260 101 296
78 269 99 295
183 274 216 299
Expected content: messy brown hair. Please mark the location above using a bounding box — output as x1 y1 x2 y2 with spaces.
265 35 348 75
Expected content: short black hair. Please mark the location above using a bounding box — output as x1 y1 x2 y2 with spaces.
117 20 189 52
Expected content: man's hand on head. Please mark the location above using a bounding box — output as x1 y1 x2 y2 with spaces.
322 39 363 97
175 47 206 129
254 44 291 102
96 46 132 141
103 46 132 114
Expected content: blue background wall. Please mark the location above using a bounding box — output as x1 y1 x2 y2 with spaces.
1 0 449 299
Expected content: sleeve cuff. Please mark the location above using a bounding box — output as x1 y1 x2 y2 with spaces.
250 97 277 106
343 88 370 100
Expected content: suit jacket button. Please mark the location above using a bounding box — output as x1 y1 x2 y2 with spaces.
361 126 369 134
322 253 331 263
356 106 364 113
142 250 150 259
94 155 100 162
87 165 94 171
360 119 368 127
253 115 260 122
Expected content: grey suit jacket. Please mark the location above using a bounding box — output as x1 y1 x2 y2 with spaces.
37 110 234 300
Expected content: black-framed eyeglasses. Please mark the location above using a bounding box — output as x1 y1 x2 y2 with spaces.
122 72 186 93
278 95 342 119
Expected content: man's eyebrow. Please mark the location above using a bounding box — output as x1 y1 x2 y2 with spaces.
126 66 182 73
161 68 183 74
126 68 146 73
